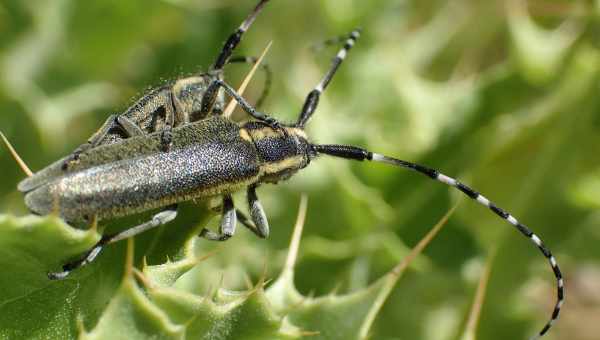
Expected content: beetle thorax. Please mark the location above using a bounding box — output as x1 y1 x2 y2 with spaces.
241 122 313 184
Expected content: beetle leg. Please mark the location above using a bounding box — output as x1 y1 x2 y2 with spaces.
228 56 272 109
236 209 269 239
47 205 178 280
123 88 175 139
200 195 237 241
235 209 257 234
64 88 177 170
247 186 269 238
200 0 270 115
124 89 176 152
204 79 282 130
233 187 269 238
88 114 121 142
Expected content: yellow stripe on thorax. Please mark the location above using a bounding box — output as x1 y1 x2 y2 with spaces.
260 155 305 175
244 126 307 142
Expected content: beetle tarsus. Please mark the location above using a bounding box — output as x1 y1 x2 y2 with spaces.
48 244 104 280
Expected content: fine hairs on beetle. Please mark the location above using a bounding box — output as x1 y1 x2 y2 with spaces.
3 0 563 338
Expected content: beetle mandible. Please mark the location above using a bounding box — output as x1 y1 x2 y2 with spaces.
15 1 563 339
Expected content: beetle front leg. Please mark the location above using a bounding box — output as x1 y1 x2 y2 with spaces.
48 206 178 280
236 208 270 239
233 187 269 238
203 79 282 129
244 186 270 238
199 195 237 241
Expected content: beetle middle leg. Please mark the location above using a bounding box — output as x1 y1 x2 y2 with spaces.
124 88 177 152
48 205 178 280
63 88 177 170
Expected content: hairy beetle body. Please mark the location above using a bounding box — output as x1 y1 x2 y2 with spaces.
20 116 310 223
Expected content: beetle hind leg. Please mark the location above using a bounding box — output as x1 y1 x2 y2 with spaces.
48 206 178 280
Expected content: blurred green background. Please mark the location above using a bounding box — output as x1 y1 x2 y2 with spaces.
1 0 599 339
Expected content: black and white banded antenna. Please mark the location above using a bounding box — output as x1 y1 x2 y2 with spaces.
311 144 563 339
296 29 361 128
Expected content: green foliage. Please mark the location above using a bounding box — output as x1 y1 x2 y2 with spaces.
1 1 600 339
0 204 448 339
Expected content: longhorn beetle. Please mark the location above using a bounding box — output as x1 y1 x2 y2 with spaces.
14 0 562 338
60 0 272 171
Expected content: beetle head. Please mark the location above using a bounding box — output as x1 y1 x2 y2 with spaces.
242 121 316 184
